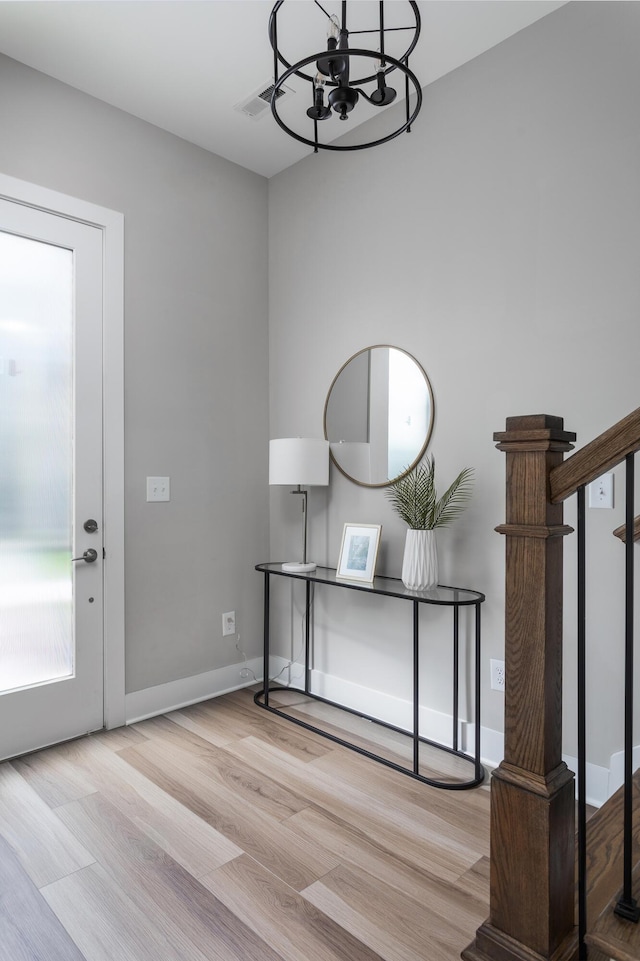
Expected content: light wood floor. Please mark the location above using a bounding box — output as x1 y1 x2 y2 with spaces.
0 687 491 961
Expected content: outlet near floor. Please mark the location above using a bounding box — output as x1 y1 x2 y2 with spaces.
222 611 236 636
490 658 505 692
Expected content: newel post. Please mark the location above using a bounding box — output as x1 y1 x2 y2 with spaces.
463 415 578 961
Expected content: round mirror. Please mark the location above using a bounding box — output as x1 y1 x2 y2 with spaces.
324 346 434 487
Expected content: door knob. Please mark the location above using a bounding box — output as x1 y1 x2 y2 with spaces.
72 549 98 564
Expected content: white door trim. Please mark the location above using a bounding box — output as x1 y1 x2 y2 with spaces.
0 171 125 729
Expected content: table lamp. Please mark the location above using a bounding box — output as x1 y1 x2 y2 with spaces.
269 438 329 572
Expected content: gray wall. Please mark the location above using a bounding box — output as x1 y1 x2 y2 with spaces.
0 53 269 694
2 2 638 770
268 1 640 768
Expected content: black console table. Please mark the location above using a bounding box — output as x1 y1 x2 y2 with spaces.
254 563 485 790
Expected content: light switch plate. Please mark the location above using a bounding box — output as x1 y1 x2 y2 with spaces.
146 476 170 502
588 473 614 509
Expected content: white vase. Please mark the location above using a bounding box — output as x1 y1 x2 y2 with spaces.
402 529 438 591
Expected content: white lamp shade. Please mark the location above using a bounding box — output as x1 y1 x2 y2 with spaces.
269 438 329 487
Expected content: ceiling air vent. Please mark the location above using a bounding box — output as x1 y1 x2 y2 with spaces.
234 81 294 121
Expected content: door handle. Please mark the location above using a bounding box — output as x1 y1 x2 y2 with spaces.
72 549 98 564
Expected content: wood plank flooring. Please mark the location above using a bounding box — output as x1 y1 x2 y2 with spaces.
0 687 491 961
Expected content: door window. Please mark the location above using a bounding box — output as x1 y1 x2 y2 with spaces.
0 231 75 692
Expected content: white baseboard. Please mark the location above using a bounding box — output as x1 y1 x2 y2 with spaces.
124 657 613 808
289 666 505 771
561 753 610 809
608 744 640 798
274 664 611 806
125 657 263 724
309 668 458 747
462 722 504 771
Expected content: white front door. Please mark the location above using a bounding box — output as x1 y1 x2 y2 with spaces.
0 197 105 759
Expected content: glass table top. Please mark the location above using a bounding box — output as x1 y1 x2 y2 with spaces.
256 563 484 606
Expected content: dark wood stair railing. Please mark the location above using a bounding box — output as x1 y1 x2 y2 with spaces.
548 407 640 505
463 407 640 961
613 516 640 543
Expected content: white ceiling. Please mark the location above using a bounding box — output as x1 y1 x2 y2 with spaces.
0 1 566 178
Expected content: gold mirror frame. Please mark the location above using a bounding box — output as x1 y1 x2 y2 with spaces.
323 345 435 488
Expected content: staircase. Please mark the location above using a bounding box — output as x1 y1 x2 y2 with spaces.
585 771 640 961
462 409 640 961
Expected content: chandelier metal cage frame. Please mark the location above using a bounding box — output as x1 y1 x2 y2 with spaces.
268 1 423 153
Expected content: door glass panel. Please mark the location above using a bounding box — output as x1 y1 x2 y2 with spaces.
0 230 74 693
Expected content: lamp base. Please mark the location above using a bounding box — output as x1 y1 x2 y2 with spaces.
282 561 317 572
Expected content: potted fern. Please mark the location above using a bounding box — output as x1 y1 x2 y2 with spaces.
385 456 474 590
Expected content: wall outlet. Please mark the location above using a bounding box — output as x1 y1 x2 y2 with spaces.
490 658 505 692
222 611 236 636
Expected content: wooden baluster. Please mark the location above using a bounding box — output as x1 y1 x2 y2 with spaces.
463 414 577 961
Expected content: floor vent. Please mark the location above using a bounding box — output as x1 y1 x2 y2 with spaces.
234 81 294 121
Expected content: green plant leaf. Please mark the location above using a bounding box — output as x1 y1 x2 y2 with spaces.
386 456 473 530
431 467 474 528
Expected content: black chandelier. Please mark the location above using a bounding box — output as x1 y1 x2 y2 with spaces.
269 1 422 153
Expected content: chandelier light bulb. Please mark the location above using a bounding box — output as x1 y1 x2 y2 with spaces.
306 73 332 121
318 13 346 80
370 70 397 107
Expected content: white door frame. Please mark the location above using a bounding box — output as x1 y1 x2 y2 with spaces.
0 171 125 730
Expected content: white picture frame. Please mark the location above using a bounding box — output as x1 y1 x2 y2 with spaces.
336 523 382 582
